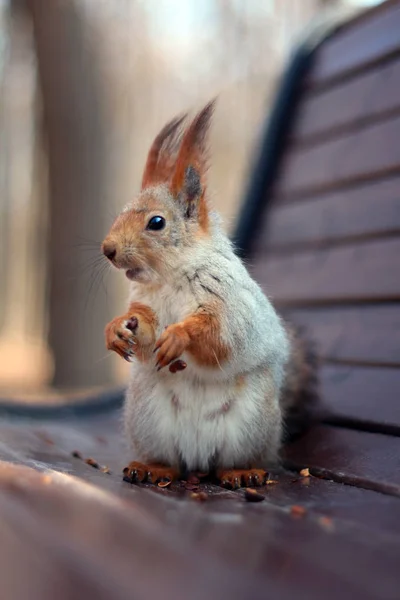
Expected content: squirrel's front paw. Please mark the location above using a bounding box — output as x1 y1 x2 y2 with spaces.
105 305 156 362
105 315 139 362
154 324 190 370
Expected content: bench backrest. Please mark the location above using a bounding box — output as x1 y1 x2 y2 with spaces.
246 0 400 433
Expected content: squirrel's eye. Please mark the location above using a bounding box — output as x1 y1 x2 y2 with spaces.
146 216 166 231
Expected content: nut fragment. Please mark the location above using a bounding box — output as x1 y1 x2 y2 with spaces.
290 504 307 517
157 478 172 488
169 360 187 374
190 492 208 502
244 488 265 503
300 468 310 477
101 466 111 475
265 479 278 485
318 516 334 531
71 450 83 460
85 458 100 469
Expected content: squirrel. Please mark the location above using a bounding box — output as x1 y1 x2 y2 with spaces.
102 100 317 489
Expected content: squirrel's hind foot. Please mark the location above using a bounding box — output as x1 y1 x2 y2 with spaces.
123 461 179 486
217 468 267 490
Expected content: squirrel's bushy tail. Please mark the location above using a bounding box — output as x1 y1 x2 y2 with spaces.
280 322 320 443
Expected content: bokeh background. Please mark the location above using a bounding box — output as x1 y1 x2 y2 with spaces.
0 0 381 399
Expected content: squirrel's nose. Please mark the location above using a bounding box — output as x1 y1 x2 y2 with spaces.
103 242 117 262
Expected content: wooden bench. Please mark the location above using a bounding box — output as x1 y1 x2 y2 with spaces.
1 2 400 598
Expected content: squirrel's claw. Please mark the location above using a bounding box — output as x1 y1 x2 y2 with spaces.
154 324 190 371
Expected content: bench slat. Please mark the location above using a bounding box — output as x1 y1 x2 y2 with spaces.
297 56 400 142
310 1 400 86
277 114 400 198
284 424 400 496
292 59 400 143
320 365 400 432
260 177 400 252
252 238 400 305
284 304 400 365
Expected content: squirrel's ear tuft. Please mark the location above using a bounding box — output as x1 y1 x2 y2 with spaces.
141 114 187 190
170 99 216 229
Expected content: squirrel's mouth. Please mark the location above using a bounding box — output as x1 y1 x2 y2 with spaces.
125 267 143 281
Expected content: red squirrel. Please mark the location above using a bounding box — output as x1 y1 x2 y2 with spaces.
102 101 317 489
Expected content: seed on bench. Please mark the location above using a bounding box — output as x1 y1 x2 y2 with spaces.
71 450 83 459
85 458 100 469
318 516 334 531
291 504 307 517
190 492 208 502
300 468 310 477
169 360 187 374
244 488 265 502
158 478 172 488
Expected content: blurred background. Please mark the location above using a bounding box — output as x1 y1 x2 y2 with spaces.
0 0 382 400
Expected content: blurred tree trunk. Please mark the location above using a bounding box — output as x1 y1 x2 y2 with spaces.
26 0 114 388
0 0 52 388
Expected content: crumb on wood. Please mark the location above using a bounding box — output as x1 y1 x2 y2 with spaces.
318 516 334 531
244 488 265 503
85 458 100 469
36 432 55 446
290 504 307 517
158 478 172 488
190 492 208 502
71 450 83 460
300 468 310 477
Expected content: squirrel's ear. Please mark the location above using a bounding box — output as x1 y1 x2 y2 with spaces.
141 114 186 190
170 99 216 228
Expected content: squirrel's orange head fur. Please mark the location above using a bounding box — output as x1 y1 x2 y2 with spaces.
102 100 215 283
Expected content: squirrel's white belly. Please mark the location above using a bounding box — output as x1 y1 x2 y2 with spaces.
124 366 280 471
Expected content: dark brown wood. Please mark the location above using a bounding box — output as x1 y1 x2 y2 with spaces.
257 472 400 537
284 304 400 365
296 56 400 143
309 0 400 86
260 176 400 252
319 365 400 432
1 415 400 600
285 424 400 496
277 114 400 197
252 238 400 306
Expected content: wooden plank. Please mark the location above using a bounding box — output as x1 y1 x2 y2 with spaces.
284 425 400 496
310 0 400 86
198 496 400 600
2 452 400 599
296 56 400 142
0 462 259 600
259 177 400 252
252 238 400 305
277 114 400 197
284 305 400 365
2 416 400 539
319 365 400 431
258 473 400 538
